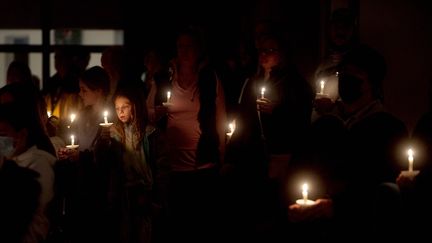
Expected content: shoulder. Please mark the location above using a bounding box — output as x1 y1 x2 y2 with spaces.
18 146 56 167
358 111 408 136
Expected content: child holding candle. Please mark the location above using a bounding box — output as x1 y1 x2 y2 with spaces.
109 87 153 243
56 66 115 241
58 66 111 157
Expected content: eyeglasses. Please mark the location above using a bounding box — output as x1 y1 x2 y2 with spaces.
259 48 279 55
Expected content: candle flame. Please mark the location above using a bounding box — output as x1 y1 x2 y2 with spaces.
260 87 266 99
320 80 325 94
70 113 76 123
407 148 414 157
407 148 414 172
302 183 309 203
226 120 236 137
302 183 309 192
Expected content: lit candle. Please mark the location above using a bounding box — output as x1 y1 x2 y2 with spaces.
47 111 51 118
226 120 236 137
103 111 109 124
70 135 75 146
167 91 171 103
319 80 325 95
70 113 76 124
229 122 235 134
302 183 308 204
407 148 414 172
296 182 315 206
260 87 266 99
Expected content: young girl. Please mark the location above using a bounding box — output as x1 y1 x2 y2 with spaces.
110 87 153 243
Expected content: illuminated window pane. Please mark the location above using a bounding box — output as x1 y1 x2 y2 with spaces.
50 29 123 45
0 29 42 45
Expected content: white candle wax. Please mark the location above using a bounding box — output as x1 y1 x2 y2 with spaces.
103 111 108 124
407 148 414 172
302 183 308 204
70 135 75 146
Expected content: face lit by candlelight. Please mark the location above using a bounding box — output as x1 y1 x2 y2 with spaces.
115 96 133 124
258 37 281 72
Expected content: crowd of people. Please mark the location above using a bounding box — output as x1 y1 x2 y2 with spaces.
1 8 431 243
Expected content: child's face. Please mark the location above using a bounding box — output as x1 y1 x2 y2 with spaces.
79 81 101 107
115 96 133 123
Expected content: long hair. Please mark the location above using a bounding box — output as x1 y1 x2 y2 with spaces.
112 86 147 149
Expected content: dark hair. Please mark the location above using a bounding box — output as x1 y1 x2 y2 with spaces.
176 25 207 61
339 44 387 99
331 8 357 27
79 66 110 97
6 61 33 87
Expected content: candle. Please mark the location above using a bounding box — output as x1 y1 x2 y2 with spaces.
66 134 79 149
167 91 171 103
229 122 235 134
319 80 325 95
260 87 266 99
99 111 113 127
70 113 76 124
47 111 51 118
302 183 308 204
103 111 109 124
226 120 236 138
407 148 414 172
296 182 315 206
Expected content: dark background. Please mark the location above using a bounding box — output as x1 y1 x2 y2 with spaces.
1 0 432 132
